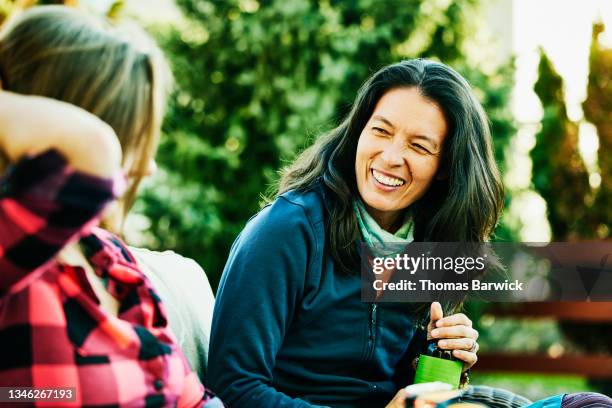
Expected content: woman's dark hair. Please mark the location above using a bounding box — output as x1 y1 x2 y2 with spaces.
275 59 504 275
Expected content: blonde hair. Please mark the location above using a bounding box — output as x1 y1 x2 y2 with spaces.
0 5 172 233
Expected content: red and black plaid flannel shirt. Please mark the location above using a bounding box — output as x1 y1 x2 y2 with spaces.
0 150 222 407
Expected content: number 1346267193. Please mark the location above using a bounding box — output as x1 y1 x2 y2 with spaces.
0 387 76 402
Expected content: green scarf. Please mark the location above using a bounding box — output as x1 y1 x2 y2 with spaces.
353 200 414 250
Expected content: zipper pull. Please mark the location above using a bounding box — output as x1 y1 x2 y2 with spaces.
370 304 378 333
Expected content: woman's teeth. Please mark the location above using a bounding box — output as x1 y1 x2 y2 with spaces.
372 169 405 187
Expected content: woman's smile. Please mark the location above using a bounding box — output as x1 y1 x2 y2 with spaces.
370 168 406 190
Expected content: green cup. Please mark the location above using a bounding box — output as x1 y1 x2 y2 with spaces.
414 354 463 389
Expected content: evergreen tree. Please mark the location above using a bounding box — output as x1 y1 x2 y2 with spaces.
531 49 590 240
582 22 611 239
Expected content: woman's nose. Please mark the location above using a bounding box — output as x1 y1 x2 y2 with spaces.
379 143 404 167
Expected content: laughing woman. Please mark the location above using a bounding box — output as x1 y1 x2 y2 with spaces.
208 59 504 408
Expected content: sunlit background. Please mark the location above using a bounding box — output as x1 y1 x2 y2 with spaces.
496 0 611 242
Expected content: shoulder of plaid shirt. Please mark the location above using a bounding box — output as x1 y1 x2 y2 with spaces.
0 149 223 407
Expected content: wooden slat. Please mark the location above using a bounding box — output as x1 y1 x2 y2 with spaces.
478 353 612 378
486 302 612 322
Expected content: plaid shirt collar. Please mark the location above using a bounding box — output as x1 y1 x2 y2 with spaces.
77 228 168 329
82 229 144 289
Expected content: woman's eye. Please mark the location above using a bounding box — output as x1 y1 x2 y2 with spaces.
372 127 389 136
413 143 431 154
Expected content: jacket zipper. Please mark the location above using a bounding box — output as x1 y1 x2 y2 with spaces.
366 303 378 361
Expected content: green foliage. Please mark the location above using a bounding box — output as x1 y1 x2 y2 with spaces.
532 24 611 241
582 22 612 239
531 50 590 240
139 0 516 289
0 0 17 24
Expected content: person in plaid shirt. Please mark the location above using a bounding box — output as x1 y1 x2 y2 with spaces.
0 6 222 407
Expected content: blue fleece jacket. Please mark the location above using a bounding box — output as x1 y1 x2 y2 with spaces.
208 185 427 408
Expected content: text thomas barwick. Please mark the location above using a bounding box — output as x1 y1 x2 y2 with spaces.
372 279 524 292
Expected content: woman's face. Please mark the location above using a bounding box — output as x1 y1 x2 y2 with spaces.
355 87 448 231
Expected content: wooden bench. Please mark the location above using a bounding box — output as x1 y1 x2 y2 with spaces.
477 302 612 379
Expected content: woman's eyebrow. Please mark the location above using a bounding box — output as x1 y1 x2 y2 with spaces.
371 115 395 129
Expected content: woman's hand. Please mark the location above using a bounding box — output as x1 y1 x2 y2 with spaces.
385 388 408 408
427 302 479 371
